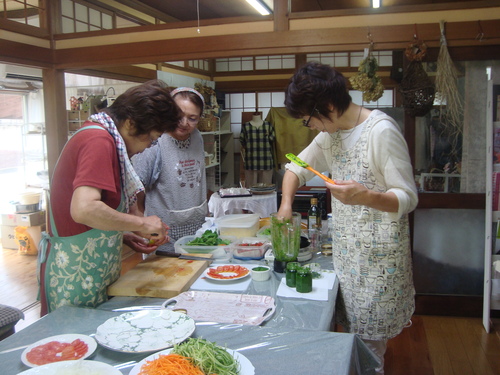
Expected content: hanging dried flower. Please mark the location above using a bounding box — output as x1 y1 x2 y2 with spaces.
349 54 384 103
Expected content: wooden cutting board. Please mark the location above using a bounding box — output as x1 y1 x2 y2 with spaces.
108 254 212 298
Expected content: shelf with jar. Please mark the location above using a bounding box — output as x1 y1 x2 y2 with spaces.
199 110 234 191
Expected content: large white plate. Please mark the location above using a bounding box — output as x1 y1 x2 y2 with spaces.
95 310 195 353
204 264 250 281
17 360 121 375
21 334 97 368
129 346 255 375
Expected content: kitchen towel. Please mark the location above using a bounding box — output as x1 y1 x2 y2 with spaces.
276 271 336 301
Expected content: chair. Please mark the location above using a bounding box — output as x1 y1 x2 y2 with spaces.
0 305 24 340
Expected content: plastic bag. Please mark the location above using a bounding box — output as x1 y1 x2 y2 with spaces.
15 226 38 255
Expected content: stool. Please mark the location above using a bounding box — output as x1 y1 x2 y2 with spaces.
0 305 24 340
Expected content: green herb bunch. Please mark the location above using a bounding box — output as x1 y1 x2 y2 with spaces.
186 230 230 246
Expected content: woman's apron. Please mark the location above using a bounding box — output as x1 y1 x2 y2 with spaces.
330 116 415 341
38 125 124 313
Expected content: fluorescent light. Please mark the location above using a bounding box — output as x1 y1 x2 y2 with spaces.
372 0 380 8
246 0 271 16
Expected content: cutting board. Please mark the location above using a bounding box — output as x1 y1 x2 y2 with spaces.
108 254 212 299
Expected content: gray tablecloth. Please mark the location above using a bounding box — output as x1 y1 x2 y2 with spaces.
0 305 378 374
99 252 338 331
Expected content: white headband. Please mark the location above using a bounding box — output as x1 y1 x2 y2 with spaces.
171 87 205 108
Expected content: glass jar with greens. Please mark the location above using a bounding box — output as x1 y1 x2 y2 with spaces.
296 266 313 293
285 261 299 287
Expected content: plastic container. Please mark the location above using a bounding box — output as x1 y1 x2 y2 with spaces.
216 214 259 238
174 235 236 259
256 225 271 240
232 237 270 260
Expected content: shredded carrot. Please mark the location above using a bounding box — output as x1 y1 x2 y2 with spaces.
138 353 205 375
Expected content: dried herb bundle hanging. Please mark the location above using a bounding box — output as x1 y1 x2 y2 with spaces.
349 49 384 103
435 20 463 143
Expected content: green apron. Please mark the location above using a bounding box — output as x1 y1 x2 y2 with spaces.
38 125 124 313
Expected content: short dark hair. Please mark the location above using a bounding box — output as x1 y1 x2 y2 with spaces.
285 61 352 119
103 79 181 135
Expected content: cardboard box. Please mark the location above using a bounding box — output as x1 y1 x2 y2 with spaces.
1 211 46 227
1 224 45 250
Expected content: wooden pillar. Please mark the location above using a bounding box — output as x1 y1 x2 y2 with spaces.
273 0 289 32
42 69 68 181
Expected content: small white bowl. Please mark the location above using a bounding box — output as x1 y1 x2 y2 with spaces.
251 265 271 281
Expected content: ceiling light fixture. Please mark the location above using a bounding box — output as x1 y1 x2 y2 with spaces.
246 0 272 16
372 0 381 8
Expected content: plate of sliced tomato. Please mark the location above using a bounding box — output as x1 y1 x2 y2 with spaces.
205 264 250 281
21 334 97 367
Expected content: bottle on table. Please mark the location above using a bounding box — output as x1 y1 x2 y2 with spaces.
307 197 321 230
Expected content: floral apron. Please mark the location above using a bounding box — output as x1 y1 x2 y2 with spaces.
38 125 124 313
330 115 415 340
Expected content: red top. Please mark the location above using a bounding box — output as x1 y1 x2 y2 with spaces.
49 123 121 237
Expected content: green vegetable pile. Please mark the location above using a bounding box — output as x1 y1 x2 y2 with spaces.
171 337 240 375
186 230 231 246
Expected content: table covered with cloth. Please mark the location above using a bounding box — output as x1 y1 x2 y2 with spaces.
0 305 378 374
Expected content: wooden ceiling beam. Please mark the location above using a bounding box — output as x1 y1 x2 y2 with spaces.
52 19 500 69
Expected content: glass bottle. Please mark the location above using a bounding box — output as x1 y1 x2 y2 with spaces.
307 197 321 230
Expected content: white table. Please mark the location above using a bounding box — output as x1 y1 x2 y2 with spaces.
208 191 277 218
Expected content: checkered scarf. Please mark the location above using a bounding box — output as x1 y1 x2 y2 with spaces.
89 112 144 212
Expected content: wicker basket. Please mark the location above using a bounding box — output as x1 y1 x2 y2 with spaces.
197 115 217 132
400 60 435 117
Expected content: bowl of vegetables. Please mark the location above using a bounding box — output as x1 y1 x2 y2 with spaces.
174 230 236 259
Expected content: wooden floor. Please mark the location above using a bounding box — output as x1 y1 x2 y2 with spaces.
1 245 500 375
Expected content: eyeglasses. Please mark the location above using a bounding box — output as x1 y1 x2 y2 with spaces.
302 104 317 128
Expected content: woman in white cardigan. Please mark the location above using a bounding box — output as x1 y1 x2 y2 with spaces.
277 62 418 374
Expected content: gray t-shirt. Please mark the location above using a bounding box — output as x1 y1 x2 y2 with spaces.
132 130 207 252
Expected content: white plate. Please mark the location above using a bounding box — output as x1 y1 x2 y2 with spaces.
21 334 97 368
17 360 121 375
129 346 255 375
205 265 250 281
95 310 195 353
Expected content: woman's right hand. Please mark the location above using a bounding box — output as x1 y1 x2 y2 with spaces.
276 205 293 220
137 216 169 244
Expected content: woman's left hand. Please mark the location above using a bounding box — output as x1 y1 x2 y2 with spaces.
325 179 369 206
123 230 170 255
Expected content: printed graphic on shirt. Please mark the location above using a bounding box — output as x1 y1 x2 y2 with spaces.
175 158 203 188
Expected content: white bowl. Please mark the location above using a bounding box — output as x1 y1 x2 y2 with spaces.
250 265 271 281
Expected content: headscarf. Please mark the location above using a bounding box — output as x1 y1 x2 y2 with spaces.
89 112 144 212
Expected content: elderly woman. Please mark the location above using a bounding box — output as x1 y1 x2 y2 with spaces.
132 87 207 253
39 80 181 315
277 62 418 374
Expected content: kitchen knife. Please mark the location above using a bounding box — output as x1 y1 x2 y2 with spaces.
156 250 214 262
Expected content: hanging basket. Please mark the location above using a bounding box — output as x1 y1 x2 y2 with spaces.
399 60 435 117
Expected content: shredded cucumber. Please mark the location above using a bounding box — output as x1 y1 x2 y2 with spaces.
171 338 240 375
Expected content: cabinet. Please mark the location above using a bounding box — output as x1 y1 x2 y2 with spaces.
202 110 234 191
483 75 500 332
67 110 90 133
